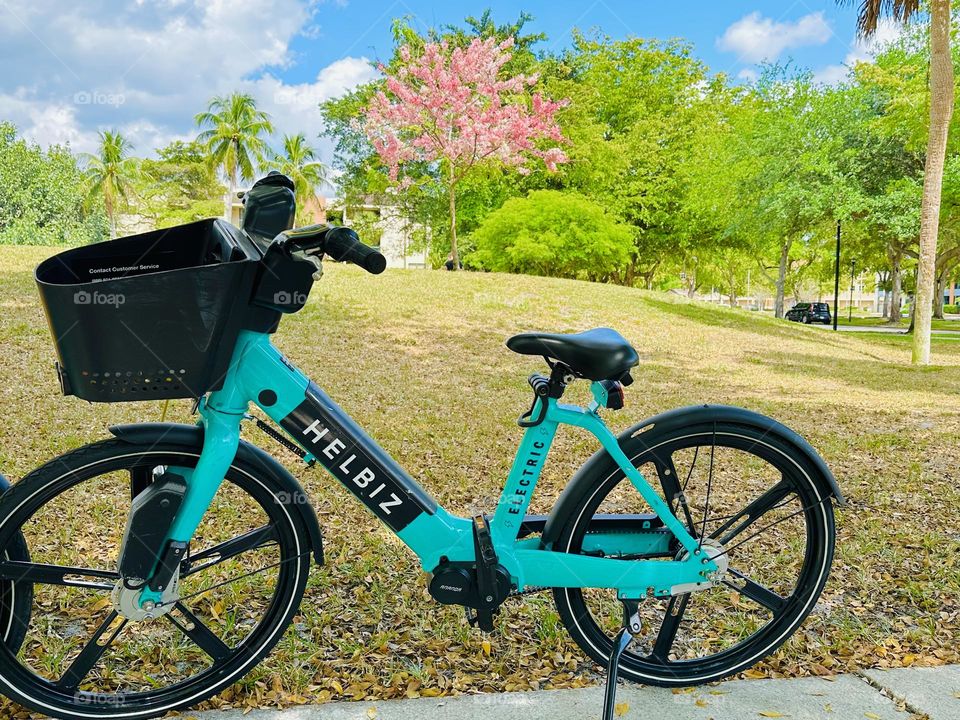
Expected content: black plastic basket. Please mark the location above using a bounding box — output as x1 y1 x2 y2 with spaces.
35 219 262 403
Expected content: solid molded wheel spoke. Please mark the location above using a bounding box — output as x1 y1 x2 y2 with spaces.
723 569 787 614
655 456 696 533
184 524 278 575
57 611 127 691
0 560 117 590
167 603 232 661
649 594 689 662
710 478 793 545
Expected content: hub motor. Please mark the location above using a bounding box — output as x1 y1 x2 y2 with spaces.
111 570 180 622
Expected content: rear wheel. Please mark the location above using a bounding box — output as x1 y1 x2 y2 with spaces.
552 419 835 686
0 439 311 719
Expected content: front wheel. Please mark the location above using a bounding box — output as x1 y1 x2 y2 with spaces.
552 418 835 687
0 439 312 719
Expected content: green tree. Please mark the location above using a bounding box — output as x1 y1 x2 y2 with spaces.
551 33 713 288
135 140 225 228
271 133 328 224
467 190 633 279
0 123 106 245
693 69 842 317
840 0 952 363
80 129 138 238
195 93 274 218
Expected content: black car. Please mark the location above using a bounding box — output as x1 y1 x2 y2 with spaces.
785 302 832 324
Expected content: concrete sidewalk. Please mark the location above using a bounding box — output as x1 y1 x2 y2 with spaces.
196 665 960 720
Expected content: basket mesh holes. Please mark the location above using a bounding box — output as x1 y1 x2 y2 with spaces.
81 370 187 396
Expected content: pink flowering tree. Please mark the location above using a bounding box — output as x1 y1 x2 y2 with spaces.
364 36 568 268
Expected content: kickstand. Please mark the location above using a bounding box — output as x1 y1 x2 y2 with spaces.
602 599 640 720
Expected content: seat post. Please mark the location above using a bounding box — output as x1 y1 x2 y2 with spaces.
546 360 575 397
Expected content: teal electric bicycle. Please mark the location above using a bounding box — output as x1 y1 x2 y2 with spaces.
0 173 841 719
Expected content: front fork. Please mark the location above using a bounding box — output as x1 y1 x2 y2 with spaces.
136 400 243 607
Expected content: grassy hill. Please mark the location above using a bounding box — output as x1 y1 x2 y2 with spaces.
1 245 958 708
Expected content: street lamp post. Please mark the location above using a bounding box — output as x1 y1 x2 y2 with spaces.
833 221 840 331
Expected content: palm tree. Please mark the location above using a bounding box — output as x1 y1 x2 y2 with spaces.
81 130 138 238
195 93 274 218
271 133 329 224
841 0 950 364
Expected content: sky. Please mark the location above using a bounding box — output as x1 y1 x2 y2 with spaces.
0 0 904 165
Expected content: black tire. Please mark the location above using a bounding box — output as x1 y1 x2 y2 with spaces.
552 420 835 687
0 439 312 719
802 315 811 324
0 481 31 655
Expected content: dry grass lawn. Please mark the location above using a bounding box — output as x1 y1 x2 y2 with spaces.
0 245 958 711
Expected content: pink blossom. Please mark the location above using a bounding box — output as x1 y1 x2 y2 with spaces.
364 35 568 185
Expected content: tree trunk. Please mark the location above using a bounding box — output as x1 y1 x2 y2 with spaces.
889 255 902 324
225 163 236 221
913 0 954 364
934 268 947 319
448 183 459 270
105 193 116 239
774 240 791 319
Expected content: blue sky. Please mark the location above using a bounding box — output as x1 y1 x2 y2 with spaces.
283 1 866 82
0 0 900 166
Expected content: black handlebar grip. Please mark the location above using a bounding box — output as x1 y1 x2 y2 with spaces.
323 226 387 274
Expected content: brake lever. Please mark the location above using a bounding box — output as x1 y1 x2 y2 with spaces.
303 252 323 280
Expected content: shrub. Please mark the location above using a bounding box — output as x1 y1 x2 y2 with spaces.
467 190 634 280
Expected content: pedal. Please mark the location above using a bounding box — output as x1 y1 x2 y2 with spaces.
602 599 641 720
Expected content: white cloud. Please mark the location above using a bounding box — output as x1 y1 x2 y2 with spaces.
0 0 377 163
717 11 832 63
812 18 904 86
813 64 851 86
247 56 379 143
737 68 760 83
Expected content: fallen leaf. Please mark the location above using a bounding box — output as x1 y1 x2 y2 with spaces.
366 707 377 719
614 702 629 717
759 713 787 718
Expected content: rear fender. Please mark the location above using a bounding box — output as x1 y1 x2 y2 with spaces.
109 422 323 564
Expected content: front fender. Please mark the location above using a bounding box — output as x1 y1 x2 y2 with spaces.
109 422 323 564
542 404 844 550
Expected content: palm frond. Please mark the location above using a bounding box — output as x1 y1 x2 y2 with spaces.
838 0 921 37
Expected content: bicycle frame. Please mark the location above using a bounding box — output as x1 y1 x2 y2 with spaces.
142 329 718 606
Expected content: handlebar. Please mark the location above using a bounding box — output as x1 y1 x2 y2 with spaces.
276 224 386 275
